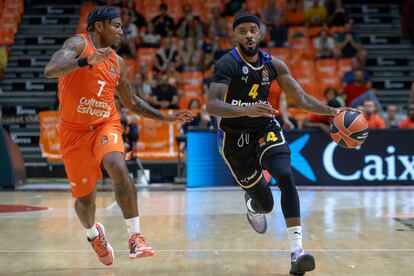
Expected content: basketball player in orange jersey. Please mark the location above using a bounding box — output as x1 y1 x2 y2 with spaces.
44 6 195 266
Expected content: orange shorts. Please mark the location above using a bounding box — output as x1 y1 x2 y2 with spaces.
60 120 125 198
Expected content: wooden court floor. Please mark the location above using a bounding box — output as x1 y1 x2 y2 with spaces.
1 188 414 275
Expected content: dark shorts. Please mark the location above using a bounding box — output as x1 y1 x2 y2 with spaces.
218 120 290 189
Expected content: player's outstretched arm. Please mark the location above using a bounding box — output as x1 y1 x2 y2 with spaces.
44 36 85 78
273 57 338 116
116 56 195 123
206 82 278 118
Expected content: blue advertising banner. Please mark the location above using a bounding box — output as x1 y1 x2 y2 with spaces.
186 129 414 187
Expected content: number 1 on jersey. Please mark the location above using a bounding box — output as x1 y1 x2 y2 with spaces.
97 80 106 97
248 84 259 99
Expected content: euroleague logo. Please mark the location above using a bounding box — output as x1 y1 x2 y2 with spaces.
108 62 117 77
261 69 269 83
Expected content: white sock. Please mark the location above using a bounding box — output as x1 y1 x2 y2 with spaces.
287 226 303 252
125 216 140 235
246 198 256 213
86 225 99 240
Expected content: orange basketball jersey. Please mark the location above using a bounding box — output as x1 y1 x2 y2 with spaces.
58 33 120 130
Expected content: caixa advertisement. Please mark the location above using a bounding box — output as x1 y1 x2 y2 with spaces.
186 129 414 187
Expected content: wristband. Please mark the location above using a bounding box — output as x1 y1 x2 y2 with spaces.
77 57 89 67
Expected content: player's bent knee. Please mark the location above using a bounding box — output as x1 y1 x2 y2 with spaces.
258 200 274 214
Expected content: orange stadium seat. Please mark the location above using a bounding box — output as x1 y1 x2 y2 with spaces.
308 26 322 38
181 72 203 88
137 48 158 70
318 72 341 92
288 26 308 40
292 60 315 75
0 28 14 45
269 48 290 64
315 59 337 74
338 58 352 75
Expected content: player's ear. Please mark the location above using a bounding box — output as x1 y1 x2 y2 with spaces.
94 21 104 33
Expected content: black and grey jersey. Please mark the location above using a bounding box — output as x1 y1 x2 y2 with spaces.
212 47 277 133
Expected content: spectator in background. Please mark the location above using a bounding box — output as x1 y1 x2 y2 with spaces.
399 103 414 128
313 28 335 58
269 15 288 48
342 57 371 86
327 0 348 26
222 0 246 16
263 0 284 25
206 5 228 37
381 104 404 128
177 13 204 47
176 4 193 30
285 0 306 26
255 13 268 47
119 11 138 58
139 62 157 87
154 37 178 73
334 23 367 65
362 99 386 129
343 70 369 106
305 0 327 26
152 3 175 36
303 99 341 134
177 38 203 72
150 74 179 109
119 107 139 159
166 62 183 92
140 23 161 48
202 26 220 67
123 0 147 29
324 87 345 106
181 99 216 133
131 73 152 102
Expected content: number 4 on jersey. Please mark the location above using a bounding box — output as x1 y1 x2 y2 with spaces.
248 84 259 99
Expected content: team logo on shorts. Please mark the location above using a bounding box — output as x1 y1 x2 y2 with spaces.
109 62 117 77
101 135 108 145
242 66 249 74
258 137 266 147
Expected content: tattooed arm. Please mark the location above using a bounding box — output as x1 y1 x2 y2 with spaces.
272 57 338 116
44 36 85 78
116 55 194 122
44 35 112 78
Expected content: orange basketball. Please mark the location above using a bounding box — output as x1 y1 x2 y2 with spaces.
330 110 369 148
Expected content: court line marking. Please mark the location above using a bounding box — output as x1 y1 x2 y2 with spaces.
105 201 117 210
1 249 414 253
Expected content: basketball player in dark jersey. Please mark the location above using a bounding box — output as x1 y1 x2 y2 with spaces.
207 13 350 275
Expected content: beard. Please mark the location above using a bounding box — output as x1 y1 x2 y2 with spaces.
238 42 259 57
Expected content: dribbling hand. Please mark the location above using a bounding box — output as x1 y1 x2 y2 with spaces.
87 47 112 65
245 103 279 118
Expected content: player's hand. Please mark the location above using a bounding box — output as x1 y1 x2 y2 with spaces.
245 103 279 118
164 110 196 123
87 47 112 65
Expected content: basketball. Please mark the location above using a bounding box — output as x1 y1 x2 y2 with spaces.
330 110 369 149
